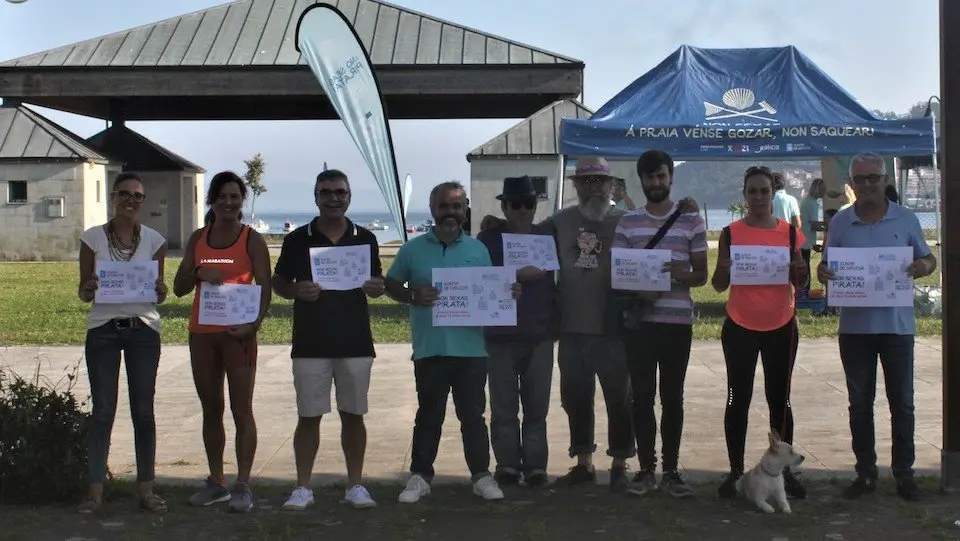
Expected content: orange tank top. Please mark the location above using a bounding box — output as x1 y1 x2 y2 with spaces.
189 225 255 334
725 219 805 332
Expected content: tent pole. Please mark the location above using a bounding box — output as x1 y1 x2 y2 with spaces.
555 154 567 212
931 109 943 289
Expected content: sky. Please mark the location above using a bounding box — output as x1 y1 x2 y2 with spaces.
0 0 941 213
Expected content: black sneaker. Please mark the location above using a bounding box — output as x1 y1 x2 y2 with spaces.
842 476 877 499
494 469 522 487
896 477 921 502
783 468 807 499
661 471 695 499
610 464 629 493
718 472 741 499
626 470 657 496
524 471 549 489
555 464 596 486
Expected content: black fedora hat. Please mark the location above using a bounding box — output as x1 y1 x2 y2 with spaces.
496 175 538 201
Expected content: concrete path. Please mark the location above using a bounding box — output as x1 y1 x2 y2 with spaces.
0 338 944 487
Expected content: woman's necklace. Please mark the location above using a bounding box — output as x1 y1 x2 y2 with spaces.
107 220 141 261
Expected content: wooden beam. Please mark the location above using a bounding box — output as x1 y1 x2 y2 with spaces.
0 65 582 98
941 0 960 491
17 94 569 121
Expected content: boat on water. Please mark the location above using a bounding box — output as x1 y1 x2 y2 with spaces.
364 219 389 231
250 218 270 234
282 219 295 233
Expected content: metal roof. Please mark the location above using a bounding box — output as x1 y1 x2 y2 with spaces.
0 0 578 68
467 99 593 159
0 104 109 162
86 124 206 173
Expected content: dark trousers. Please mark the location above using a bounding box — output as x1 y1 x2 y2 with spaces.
623 322 693 472
487 339 554 475
410 356 491 482
801 248 812 289
84 321 161 484
838 333 916 479
720 317 798 473
558 333 635 459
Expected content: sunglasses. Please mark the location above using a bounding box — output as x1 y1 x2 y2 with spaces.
851 174 885 185
508 198 536 210
576 175 612 185
114 190 145 203
316 188 350 198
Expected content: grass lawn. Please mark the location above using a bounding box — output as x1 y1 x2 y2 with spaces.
0 249 940 345
1 477 956 541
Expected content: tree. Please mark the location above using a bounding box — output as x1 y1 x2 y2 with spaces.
727 201 747 219
243 153 267 218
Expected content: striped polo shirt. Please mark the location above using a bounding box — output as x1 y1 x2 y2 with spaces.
612 203 708 326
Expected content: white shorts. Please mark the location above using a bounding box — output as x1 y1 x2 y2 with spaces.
291 357 374 417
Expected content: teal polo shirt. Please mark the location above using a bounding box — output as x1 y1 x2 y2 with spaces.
387 230 492 360
825 202 932 335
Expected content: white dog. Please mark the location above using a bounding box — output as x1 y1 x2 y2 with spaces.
735 429 805 514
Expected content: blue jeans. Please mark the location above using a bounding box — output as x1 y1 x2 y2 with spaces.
838 333 915 479
410 356 491 482
486 339 554 475
84 320 161 484
557 333 635 459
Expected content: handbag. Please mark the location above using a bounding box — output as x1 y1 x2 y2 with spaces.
604 208 685 335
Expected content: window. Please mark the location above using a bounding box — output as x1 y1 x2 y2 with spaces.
530 176 548 200
7 181 27 204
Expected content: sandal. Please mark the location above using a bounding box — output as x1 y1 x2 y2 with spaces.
78 497 102 514
139 492 167 513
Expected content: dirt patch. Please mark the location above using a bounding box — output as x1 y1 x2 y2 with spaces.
1 479 957 540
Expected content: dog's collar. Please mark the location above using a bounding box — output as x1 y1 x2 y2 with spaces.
760 461 782 477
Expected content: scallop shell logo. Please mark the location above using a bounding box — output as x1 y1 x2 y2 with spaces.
722 88 755 110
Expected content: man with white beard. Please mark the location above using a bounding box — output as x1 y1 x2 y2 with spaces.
481 157 698 491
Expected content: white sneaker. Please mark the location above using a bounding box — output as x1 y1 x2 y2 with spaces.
473 475 505 500
282 486 315 510
398 474 431 503
343 485 377 508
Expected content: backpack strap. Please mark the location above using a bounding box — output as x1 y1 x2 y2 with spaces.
723 225 731 246
789 224 796 252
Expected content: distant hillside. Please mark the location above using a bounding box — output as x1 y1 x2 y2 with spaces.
670 160 821 209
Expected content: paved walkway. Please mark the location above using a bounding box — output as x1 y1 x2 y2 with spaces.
0 338 944 487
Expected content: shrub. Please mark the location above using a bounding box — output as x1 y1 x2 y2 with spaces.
0 359 91 505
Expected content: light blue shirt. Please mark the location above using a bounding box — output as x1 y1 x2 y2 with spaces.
387 230 492 360
799 196 821 249
773 190 801 224
825 203 931 335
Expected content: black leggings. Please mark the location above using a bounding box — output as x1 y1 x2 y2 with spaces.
720 317 798 473
800 248 812 289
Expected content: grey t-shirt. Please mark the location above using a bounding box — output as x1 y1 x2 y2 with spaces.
541 206 625 336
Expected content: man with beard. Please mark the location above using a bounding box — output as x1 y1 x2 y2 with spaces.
480 157 699 491
817 152 936 502
612 150 708 498
385 181 522 504
271 169 386 510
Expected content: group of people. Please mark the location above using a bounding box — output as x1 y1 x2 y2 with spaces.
74 149 935 516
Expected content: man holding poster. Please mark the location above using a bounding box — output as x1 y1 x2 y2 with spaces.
612 150 708 498
271 170 386 510
385 181 521 504
817 152 937 502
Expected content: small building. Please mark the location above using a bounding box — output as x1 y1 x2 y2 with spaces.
86 123 205 250
467 99 643 231
0 104 110 261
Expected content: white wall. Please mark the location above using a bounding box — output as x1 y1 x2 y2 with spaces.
0 162 93 260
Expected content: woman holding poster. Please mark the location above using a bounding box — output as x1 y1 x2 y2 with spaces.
76 172 168 514
710 166 809 502
173 171 272 513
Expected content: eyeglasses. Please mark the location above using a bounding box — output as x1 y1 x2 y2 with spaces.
851 174 885 185
509 198 536 210
576 175 612 185
114 190 145 203
316 188 350 199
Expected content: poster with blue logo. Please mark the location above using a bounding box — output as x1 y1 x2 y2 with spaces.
501 233 559 270
431 267 517 327
826 247 914 307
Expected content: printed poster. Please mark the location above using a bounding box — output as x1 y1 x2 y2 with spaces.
95 260 159 304
610 248 672 291
730 245 791 285
501 233 560 270
431 267 517 327
197 283 262 326
827 247 914 307
308 245 372 291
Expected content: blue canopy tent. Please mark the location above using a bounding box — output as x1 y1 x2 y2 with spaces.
560 45 934 161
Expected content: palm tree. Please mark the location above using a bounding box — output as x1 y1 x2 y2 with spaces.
727 201 747 219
